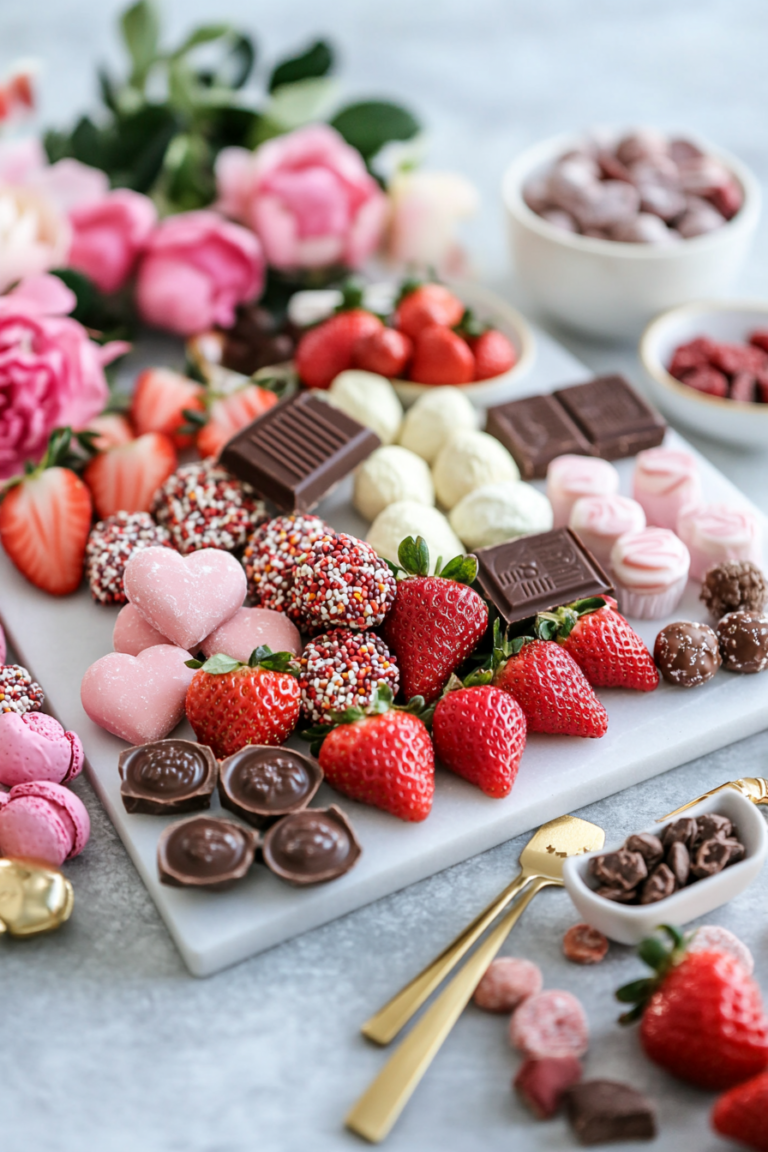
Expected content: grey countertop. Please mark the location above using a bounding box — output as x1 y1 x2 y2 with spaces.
3 2 768 1149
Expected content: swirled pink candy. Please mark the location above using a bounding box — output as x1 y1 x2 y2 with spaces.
611 527 691 592
677 502 762 580
632 448 701 530
569 494 646 566
546 455 620 528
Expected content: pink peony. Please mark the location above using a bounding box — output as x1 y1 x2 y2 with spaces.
135 210 264 336
68 189 157 294
0 274 127 480
216 124 388 270
385 170 478 274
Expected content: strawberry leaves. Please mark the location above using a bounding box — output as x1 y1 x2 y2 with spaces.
300 684 432 756
534 597 608 642
616 925 688 1024
185 645 299 675
395 535 478 584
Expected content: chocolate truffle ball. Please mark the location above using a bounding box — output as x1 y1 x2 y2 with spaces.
700 560 768 620
717 610 768 673
653 621 721 687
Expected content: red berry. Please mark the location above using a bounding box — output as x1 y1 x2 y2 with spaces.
196 384 277 460
559 603 659 691
84 413 135 451
681 366 729 397
352 327 413 377
131 368 205 449
295 310 383 389
83 432 178 519
749 329 768 355
395 284 465 339
667 337 717 381
712 1071 768 1150
432 684 526 798
186 657 301 760
710 341 767 376
470 329 517 380
493 640 608 738
409 325 475 385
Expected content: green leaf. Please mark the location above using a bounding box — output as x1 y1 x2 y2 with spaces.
437 554 478 585
331 100 420 164
463 667 493 688
262 76 339 134
50 268 95 321
121 0 161 89
98 68 120 114
269 39 333 93
568 597 607 615
201 652 241 675
615 978 654 1004
171 23 231 58
638 936 670 972
658 924 686 952
618 1003 645 1026
248 645 273 666
397 535 430 577
185 659 204 669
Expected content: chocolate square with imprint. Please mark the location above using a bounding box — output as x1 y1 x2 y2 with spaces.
554 374 666 459
485 392 593 479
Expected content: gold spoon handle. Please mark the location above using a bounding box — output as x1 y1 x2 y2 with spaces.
346 875 553 1144
660 781 740 821
362 871 531 1045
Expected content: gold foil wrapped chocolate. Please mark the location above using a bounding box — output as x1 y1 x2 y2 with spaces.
0 858 74 936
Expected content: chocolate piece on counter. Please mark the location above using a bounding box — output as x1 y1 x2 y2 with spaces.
717 610 768 674
691 837 732 879
700 559 768 620
554 375 667 460
485 393 593 480
158 816 255 891
262 805 361 886
475 528 613 626
218 745 322 828
119 739 217 814
695 813 733 843
596 885 638 904
514 1055 583 1119
653 621 721 688
626 833 664 870
640 863 677 904
666 841 690 887
564 1080 657 1145
662 817 697 850
220 392 380 513
590 849 648 892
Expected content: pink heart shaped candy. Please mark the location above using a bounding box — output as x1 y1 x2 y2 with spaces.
113 603 174 656
81 645 196 745
201 607 302 664
124 546 246 650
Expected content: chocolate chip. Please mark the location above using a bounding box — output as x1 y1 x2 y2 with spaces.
666 841 690 887
695 813 733 844
590 850 648 892
639 863 677 904
596 886 638 904
691 838 732 879
625 833 664 870
662 817 697 850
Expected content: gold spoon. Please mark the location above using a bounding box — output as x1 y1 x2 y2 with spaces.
346 814 605 1143
660 777 768 821
0 858 74 937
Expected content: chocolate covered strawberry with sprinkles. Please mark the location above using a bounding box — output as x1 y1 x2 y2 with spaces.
0 665 44 715
86 511 173 605
242 514 330 620
151 459 267 554
293 532 397 633
298 630 399 725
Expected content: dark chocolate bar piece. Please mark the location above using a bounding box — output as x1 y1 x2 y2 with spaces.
563 1079 657 1144
474 527 613 625
220 392 379 512
554 374 666 459
486 393 593 479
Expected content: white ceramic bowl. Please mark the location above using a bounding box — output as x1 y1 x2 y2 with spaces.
502 132 761 340
562 790 767 945
640 300 768 447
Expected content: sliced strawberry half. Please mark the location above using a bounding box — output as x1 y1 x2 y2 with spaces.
131 368 205 448
195 384 278 460
83 432 177 519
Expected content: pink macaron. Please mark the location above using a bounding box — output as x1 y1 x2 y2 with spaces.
113 603 175 657
568 494 647 568
546 455 620 529
632 448 701 531
677 502 763 581
0 712 84 787
0 780 90 866
201 607 302 664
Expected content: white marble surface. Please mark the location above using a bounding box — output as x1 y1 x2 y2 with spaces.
3 2 768 1149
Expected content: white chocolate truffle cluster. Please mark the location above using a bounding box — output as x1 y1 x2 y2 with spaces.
367 501 463 572
433 430 519 510
399 387 478 464
449 482 553 550
354 446 434 522
325 370 403 445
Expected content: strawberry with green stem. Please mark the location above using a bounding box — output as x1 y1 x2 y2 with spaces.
454 308 517 381
534 596 659 692
295 282 382 390
432 671 527 798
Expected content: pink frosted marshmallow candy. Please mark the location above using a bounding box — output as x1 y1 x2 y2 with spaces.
124 546 246 651
610 527 690 619
81 645 196 745
546 455 619 529
0 780 90 866
472 957 543 1013
0 712 84 787
509 990 589 1059
113 603 174 656
632 447 701 530
201 607 302 664
569 494 646 568
677 502 762 581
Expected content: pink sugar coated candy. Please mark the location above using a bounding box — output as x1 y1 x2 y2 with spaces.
293 533 397 633
298 629 399 726
509 990 589 1059
151 459 267 555
0 780 90 866
0 711 84 787
113 603 174 657
690 925 754 975
201 606 302 664
81 645 196 745
472 957 543 1014
0 790 9 808
677 502 762 582
514 1055 583 1119
242 514 331 621
569 494 646 568
124 546 246 651
546 455 620 530
632 447 701 531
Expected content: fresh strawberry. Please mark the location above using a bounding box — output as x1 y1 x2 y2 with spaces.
83 413 135 451
295 309 383 389
491 623 608 738
470 329 517 380
0 428 93 596
196 383 278 459
712 1071 768 1151
381 537 488 704
185 647 301 759
409 325 475 385
432 677 526 798
131 368 205 448
83 432 177 518
309 687 434 821
535 598 659 692
617 926 768 1091
352 327 413 377
395 283 465 339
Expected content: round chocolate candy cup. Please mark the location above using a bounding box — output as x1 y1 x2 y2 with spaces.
262 805 361 886
158 816 256 891
218 745 323 828
119 739 218 815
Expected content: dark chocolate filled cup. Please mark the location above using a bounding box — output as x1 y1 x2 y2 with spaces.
218 745 323 828
158 816 256 891
119 739 218 814
262 805 361 886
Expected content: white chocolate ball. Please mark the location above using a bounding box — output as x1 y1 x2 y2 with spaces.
325 370 403 445
433 430 520 510
354 446 434 523
398 387 478 464
449 481 553 549
367 501 464 572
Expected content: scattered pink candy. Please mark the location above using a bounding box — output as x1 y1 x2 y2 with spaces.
113 603 174 656
201 607 302 664
0 780 90 866
509 990 589 1059
473 957 543 1013
80 644 196 745
0 712 83 787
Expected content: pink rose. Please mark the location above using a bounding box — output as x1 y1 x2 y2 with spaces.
68 190 157 294
135 210 264 336
0 274 126 480
385 170 478 274
216 124 388 270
